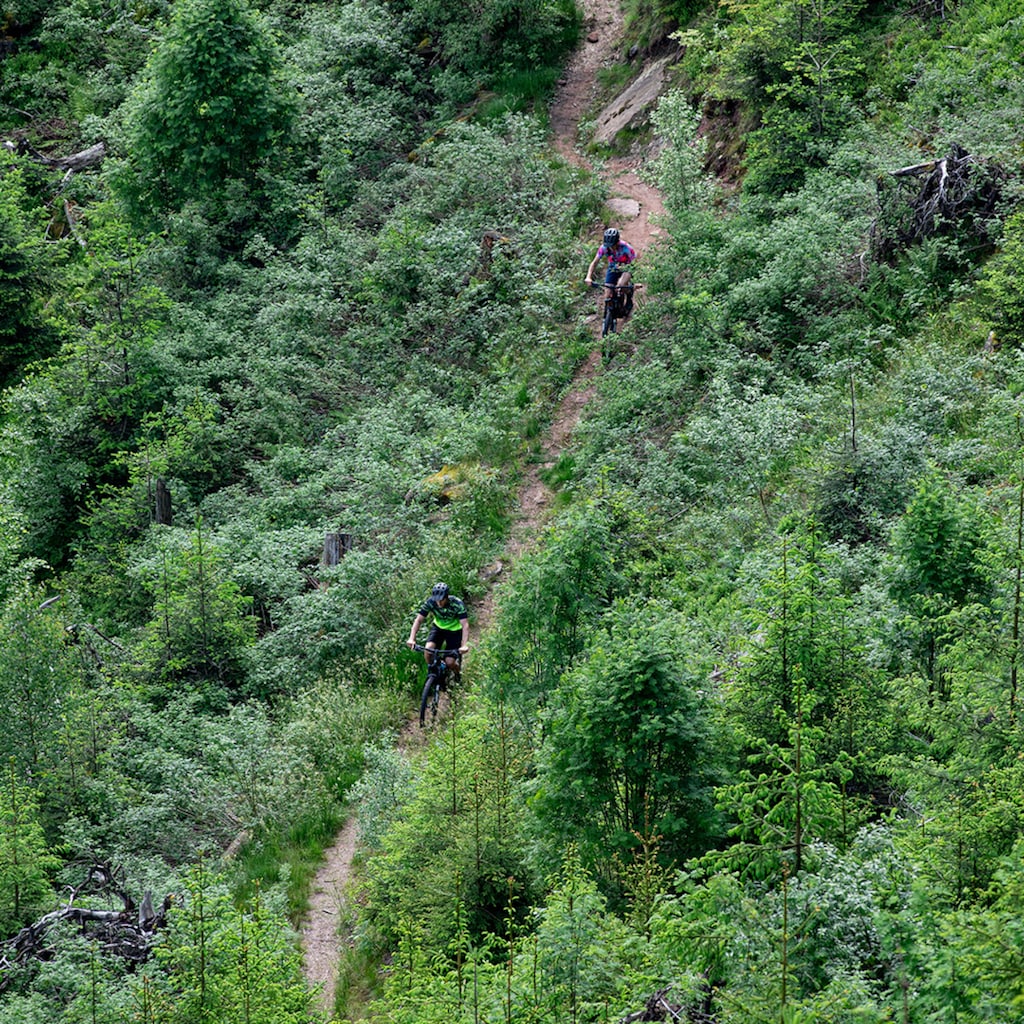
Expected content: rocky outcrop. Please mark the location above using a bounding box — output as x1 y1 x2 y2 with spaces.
592 50 680 146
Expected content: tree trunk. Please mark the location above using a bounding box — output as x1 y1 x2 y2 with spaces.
322 532 352 566
155 477 173 525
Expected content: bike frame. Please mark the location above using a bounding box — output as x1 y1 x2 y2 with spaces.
410 643 462 726
591 282 640 337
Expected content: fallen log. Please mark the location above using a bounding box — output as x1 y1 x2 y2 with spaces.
3 139 106 171
43 141 106 171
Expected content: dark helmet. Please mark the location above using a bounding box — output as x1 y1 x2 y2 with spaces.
603 227 620 248
431 581 450 600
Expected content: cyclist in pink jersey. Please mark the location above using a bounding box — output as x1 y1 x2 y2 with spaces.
585 227 637 306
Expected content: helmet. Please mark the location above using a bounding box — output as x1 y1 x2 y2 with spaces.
431 581 450 600
603 227 620 248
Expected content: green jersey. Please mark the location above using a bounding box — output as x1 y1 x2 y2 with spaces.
418 594 467 632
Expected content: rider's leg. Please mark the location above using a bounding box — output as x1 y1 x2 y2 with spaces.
620 271 634 312
424 640 437 670
438 628 461 687
604 268 621 302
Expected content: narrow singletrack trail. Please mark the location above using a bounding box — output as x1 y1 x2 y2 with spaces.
299 1 666 1015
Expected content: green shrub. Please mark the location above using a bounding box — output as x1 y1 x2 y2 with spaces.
980 210 1024 349
116 0 297 227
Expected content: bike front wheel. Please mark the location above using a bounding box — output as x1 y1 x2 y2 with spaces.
602 303 616 336
419 671 441 727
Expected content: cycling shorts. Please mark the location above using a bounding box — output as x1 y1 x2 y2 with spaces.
427 625 463 656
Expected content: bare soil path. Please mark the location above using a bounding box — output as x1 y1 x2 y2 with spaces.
300 1 666 1015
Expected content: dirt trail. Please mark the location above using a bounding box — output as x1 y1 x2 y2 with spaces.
300 0 666 1015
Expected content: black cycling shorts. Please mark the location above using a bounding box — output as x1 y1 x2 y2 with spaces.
427 625 462 656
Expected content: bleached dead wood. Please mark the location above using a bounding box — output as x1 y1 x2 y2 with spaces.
869 143 1003 261
5 140 106 171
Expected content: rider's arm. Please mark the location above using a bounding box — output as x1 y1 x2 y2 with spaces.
459 615 469 653
584 251 601 285
407 612 425 647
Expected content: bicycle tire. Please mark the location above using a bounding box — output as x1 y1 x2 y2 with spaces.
602 302 616 336
419 670 440 727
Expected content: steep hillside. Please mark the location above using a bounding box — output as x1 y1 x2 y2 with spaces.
0 0 1023 1021
330 1 1024 1022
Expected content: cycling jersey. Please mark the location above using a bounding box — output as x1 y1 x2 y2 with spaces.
417 594 468 632
596 241 637 270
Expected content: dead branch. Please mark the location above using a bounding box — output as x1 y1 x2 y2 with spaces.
891 159 940 177
869 143 1003 262
0 863 171 989
618 983 717 1024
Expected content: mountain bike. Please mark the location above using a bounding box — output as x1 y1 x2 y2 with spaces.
590 282 640 336
409 643 461 727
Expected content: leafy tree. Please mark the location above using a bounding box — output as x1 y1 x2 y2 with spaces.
135 520 255 703
719 0 867 194
944 839 1024 1018
887 470 989 691
888 753 1024 906
729 520 889 765
360 707 536 950
0 217 171 570
0 586 78 775
651 831 905 1020
382 0 579 105
117 0 295 225
979 209 1024 349
890 472 988 612
508 847 632 1023
531 607 723 885
483 498 626 727
712 696 861 880
46 216 171 462
648 90 717 220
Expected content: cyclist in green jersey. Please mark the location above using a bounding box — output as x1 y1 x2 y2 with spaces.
406 581 469 677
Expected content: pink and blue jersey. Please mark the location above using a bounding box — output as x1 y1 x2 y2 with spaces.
597 241 637 270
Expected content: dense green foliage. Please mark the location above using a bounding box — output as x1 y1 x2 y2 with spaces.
116 0 296 228
1 0 1023 1020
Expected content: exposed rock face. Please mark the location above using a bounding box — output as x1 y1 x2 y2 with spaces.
592 51 680 145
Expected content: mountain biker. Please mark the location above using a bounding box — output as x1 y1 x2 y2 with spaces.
406 582 469 680
585 227 637 311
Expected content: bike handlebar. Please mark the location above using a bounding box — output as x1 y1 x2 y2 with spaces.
409 643 462 656
587 281 642 290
